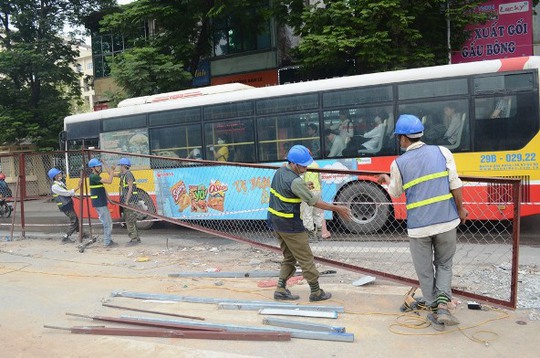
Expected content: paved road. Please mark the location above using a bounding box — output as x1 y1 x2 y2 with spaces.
1 199 538 244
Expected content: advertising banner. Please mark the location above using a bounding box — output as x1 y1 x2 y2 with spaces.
452 0 533 63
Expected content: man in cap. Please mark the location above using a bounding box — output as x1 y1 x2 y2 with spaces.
377 114 468 330
268 144 351 302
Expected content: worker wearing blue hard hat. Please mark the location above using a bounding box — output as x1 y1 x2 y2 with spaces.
268 144 351 302
115 157 141 245
88 158 116 248
378 114 468 330
48 167 86 243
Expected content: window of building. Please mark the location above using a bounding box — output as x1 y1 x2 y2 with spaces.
212 6 271 56
91 33 127 78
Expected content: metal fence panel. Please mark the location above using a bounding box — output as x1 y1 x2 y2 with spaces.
4 150 520 308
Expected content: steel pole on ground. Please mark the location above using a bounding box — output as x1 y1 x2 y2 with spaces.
18 153 26 238
102 302 205 321
44 325 291 341
65 312 217 331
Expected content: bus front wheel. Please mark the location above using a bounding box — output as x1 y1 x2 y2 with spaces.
336 182 391 234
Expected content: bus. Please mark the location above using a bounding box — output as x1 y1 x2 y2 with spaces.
63 56 539 233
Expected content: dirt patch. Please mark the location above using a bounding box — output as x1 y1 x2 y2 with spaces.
1 233 539 358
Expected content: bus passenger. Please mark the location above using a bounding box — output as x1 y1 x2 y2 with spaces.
324 129 346 157
442 104 461 145
88 159 116 248
377 114 468 331
331 109 354 145
490 97 511 119
187 148 202 159
116 158 141 245
269 145 351 302
306 123 320 157
359 116 385 151
211 137 229 161
300 161 323 242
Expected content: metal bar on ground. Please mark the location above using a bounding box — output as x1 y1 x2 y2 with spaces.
102 302 205 320
262 317 345 333
44 325 291 341
111 291 295 306
168 271 282 278
218 302 344 312
168 270 337 278
259 308 338 319
65 312 219 331
121 315 354 342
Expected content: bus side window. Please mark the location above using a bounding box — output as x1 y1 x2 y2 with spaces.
257 113 317 162
205 119 255 163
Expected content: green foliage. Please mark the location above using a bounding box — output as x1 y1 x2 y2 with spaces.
273 0 529 77
100 0 275 97
100 0 214 97
0 0 115 149
109 47 192 97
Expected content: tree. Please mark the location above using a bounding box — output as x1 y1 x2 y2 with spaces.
0 0 115 149
272 0 522 77
110 47 192 97
98 0 273 97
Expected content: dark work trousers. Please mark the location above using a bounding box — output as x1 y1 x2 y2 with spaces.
273 230 319 284
62 207 80 237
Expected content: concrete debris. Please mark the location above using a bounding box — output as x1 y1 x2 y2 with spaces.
454 263 540 309
528 309 540 321
352 276 376 286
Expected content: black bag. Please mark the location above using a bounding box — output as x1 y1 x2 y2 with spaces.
342 136 358 157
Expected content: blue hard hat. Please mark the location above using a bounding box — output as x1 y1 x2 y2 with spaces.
118 158 131 166
287 145 313 167
88 158 103 168
394 114 424 137
48 168 62 180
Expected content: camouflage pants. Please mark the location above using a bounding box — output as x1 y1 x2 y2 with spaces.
124 208 139 240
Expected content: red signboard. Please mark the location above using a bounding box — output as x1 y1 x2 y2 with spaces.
451 0 533 63
212 69 278 87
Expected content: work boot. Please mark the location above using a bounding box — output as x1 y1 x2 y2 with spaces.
427 313 445 331
436 303 460 326
103 240 118 248
126 237 141 246
61 235 74 244
309 289 332 302
274 288 300 301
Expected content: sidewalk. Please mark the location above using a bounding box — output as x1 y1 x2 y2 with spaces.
0 233 538 357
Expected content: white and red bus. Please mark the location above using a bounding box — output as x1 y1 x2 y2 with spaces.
63 57 539 232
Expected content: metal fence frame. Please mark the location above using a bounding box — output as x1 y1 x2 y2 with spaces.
0 149 521 308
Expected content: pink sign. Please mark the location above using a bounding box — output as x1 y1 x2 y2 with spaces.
451 0 533 63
